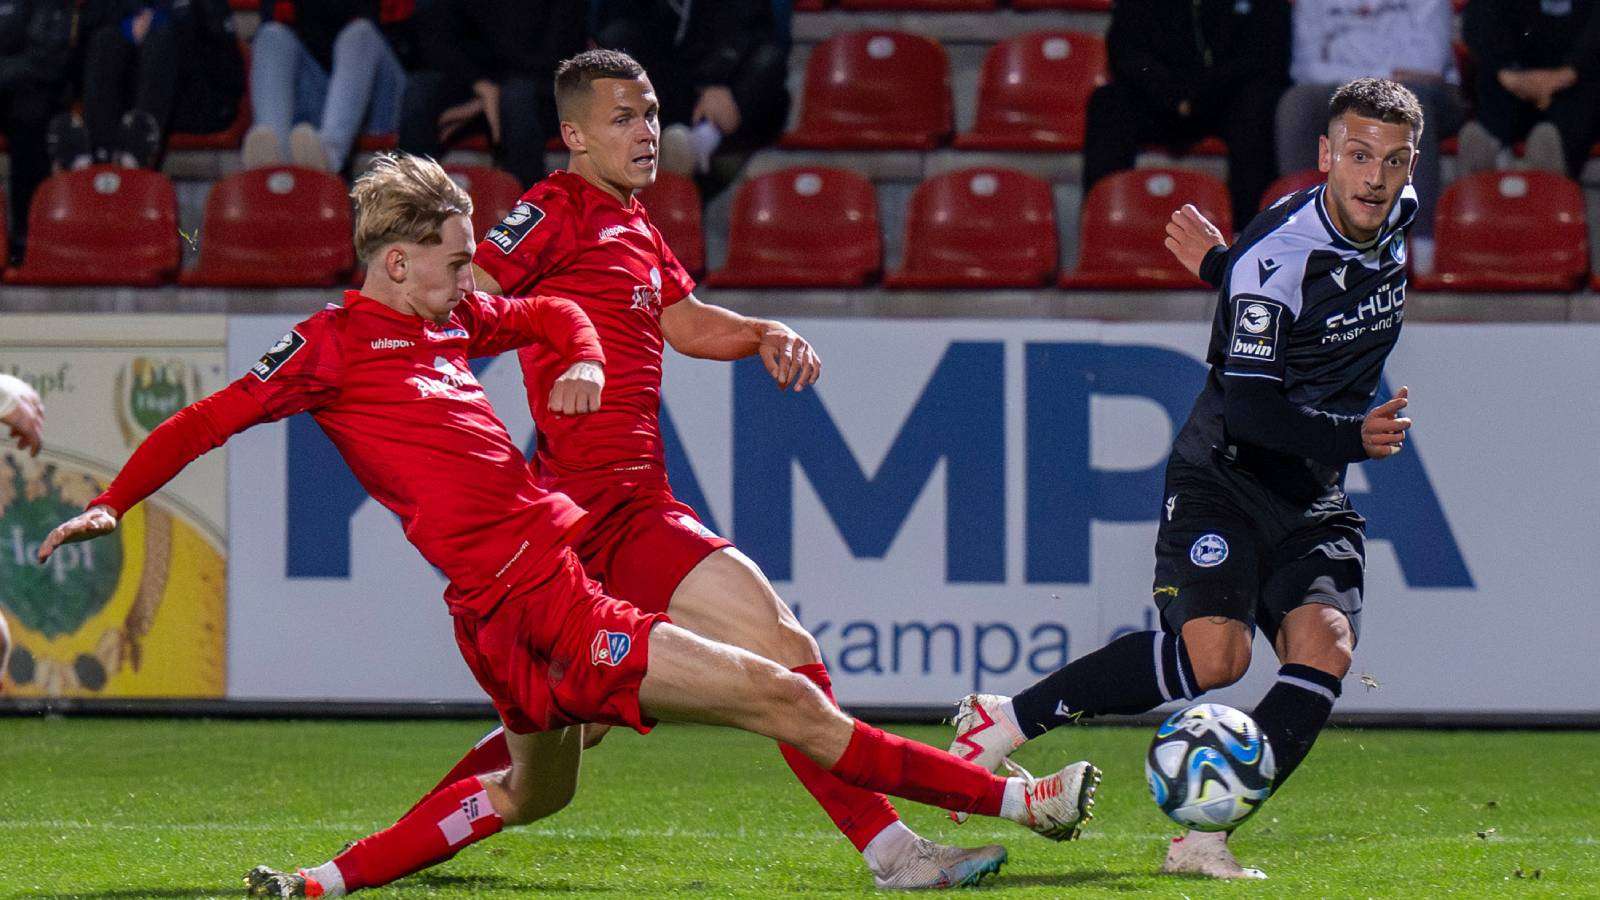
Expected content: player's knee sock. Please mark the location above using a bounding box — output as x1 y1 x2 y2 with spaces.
402 726 511 819
1251 663 1342 790
829 719 1009 817
1008 630 1199 738
777 663 902 853
327 776 503 893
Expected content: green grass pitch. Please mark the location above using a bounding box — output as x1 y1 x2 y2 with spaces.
1 719 1596 897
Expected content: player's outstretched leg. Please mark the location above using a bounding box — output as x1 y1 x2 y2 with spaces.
246 726 582 898
1162 606 1351 881
638 622 1103 843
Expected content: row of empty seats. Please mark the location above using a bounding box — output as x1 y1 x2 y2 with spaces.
4 163 1590 293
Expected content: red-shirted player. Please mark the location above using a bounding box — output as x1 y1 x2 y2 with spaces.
397 49 1005 889
38 154 1099 897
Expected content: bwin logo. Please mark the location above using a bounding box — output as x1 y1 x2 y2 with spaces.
1230 338 1273 358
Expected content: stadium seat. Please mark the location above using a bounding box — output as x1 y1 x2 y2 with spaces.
181 166 354 287
7 166 179 286
955 31 1106 152
1259 169 1324 212
782 32 952 150
839 0 994 9
636 171 704 277
1060 168 1231 290
885 168 1057 288
707 167 879 288
445 165 525 243
1412 172 1588 292
1012 0 1112 10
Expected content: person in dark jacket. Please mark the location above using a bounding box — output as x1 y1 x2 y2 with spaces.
75 0 244 169
0 0 82 263
1084 0 1291 229
593 0 790 175
1459 0 1600 177
397 0 584 187
243 0 410 173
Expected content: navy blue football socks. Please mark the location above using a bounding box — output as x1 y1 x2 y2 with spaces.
1008 630 1200 738
1252 663 1342 790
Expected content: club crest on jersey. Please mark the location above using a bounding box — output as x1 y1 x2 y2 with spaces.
485 202 544 254
250 330 306 381
1190 533 1229 568
591 630 632 667
631 267 664 314
1388 234 1406 265
424 326 469 342
1229 298 1281 362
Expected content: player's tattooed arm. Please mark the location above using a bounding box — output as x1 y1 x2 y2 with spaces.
660 294 822 391
1164 204 1229 284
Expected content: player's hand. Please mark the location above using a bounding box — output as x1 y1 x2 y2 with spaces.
693 86 741 136
37 505 119 563
473 79 503 145
437 97 485 142
1164 204 1227 279
1361 386 1411 459
548 360 603 416
0 374 45 457
758 324 821 392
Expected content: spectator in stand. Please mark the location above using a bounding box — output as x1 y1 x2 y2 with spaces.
1084 0 1290 230
1275 0 1462 274
0 0 82 264
397 0 584 188
243 0 412 173
1460 0 1600 178
593 0 790 176
69 0 244 169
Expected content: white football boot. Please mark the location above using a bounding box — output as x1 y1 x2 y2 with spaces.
1010 759 1101 842
871 838 1008 890
1160 829 1267 879
946 694 1029 823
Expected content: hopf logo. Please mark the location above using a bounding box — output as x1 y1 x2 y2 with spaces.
114 358 200 446
591 630 632 667
1190 533 1229 568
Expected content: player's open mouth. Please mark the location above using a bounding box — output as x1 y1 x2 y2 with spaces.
1355 195 1385 210
632 152 656 167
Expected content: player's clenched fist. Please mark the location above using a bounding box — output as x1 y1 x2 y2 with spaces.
37 504 119 563
548 360 604 416
758 324 821 392
1361 386 1411 459
0 372 45 457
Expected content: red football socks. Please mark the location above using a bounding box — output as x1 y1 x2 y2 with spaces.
402 727 512 819
829 720 1008 817
335 776 503 892
777 663 902 852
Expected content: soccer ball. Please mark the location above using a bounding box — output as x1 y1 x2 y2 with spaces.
1146 703 1276 832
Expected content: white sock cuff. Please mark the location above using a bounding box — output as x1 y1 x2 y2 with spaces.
305 860 347 898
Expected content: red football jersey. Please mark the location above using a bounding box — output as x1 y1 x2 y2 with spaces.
92 291 605 616
474 170 696 485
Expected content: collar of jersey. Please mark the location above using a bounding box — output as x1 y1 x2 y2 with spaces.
1313 184 1406 255
343 290 439 327
556 169 640 213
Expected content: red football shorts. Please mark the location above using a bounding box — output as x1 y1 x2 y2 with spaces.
452 547 668 735
567 481 733 615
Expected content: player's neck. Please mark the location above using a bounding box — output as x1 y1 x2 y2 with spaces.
1318 189 1380 247
570 159 635 206
358 277 442 324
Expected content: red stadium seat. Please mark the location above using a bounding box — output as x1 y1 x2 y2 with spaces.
839 0 994 9
794 0 826 8
886 168 1057 288
707 167 880 288
444 165 525 243
1412 172 1588 292
1259 169 1324 212
1012 0 1112 10
1060 168 1231 290
8 166 179 286
636 171 704 277
181 166 354 287
782 32 952 150
956 31 1106 152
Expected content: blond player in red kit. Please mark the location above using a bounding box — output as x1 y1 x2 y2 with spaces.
38 153 1099 897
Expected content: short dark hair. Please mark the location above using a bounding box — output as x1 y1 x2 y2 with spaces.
1328 77 1424 137
555 49 647 121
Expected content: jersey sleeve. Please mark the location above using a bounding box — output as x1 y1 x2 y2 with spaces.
474 190 575 296
1218 245 1308 382
234 313 344 420
459 292 606 365
650 219 696 308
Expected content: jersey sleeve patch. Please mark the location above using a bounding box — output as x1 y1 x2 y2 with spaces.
250 329 307 381
1226 296 1285 367
484 202 545 254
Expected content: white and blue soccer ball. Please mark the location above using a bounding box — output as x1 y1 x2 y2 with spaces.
1146 703 1276 832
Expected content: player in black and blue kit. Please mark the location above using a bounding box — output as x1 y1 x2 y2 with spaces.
945 78 1422 879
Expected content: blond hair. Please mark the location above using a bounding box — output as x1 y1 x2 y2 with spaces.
350 153 473 262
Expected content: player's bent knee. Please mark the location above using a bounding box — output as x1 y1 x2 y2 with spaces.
491 768 577 827
1280 605 1355 678
1182 620 1253 691
581 723 611 750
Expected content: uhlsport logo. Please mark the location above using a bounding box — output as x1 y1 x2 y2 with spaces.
591 630 632 667
1190 533 1229 568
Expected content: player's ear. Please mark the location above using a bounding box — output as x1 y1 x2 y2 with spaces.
1317 133 1332 174
384 245 408 283
561 121 584 154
